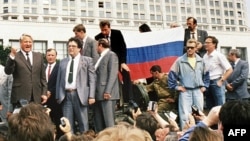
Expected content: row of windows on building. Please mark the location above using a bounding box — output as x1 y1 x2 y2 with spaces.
0 39 247 61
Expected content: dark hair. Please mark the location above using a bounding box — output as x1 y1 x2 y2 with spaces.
73 24 86 33
99 20 111 28
219 100 250 129
187 17 197 25
67 37 83 49
139 23 152 32
205 36 218 48
98 38 110 48
135 112 158 140
150 65 162 73
46 48 57 55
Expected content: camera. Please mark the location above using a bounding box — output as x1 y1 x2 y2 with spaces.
191 105 200 116
60 118 66 127
148 101 157 111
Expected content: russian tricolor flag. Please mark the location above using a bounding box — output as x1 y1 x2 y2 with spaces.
124 27 184 80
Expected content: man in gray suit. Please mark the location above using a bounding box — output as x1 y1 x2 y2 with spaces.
226 49 250 101
184 17 208 57
56 37 96 133
5 34 48 110
73 24 99 64
93 38 119 132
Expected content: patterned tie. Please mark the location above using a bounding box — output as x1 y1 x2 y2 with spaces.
26 53 31 67
68 58 74 83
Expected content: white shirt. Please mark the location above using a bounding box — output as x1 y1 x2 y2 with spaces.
95 48 110 69
65 53 81 89
20 50 33 66
190 29 198 39
45 62 56 82
203 50 232 80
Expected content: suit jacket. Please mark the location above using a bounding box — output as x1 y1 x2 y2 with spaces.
95 50 119 100
81 36 99 64
4 51 47 104
184 29 208 57
56 56 96 105
95 29 127 66
226 60 250 99
46 62 59 105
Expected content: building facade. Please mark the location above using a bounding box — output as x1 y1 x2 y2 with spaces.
0 0 249 61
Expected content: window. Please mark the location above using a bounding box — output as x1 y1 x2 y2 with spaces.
140 14 145 19
33 41 47 54
196 8 200 14
81 10 86 16
236 47 247 61
216 10 220 16
217 19 221 24
99 1 104 8
210 9 215 15
9 40 19 47
123 3 128 10
224 11 228 16
32 8 37 14
225 19 229 24
211 18 216 24
239 20 243 25
4 0 8 3
44 8 49 14
202 9 206 14
140 4 144 10
181 7 185 14
238 11 242 17
228 2 233 8
24 7 29 14
133 4 138 10
150 5 154 11
134 13 138 19
209 0 214 6
24 0 29 4
237 3 241 9
150 14 155 20
230 20 234 25
124 13 128 18
88 1 93 8
3 7 8 13
229 11 234 16
220 46 231 57
106 12 111 18
202 18 207 23
215 1 219 7
187 7 191 13
12 7 17 13
172 7 176 13
54 41 67 60
117 12 122 18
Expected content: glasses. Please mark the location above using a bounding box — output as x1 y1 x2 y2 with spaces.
186 46 195 50
68 45 78 48
204 42 212 44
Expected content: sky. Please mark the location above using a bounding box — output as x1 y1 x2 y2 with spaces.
247 0 250 27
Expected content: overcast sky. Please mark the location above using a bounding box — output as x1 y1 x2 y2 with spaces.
247 0 250 27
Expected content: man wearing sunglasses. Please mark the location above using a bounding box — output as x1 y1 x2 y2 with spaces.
168 39 210 130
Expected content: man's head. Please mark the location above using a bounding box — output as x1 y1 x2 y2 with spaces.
97 38 110 54
139 23 152 33
46 48 57 64
67 37 82 58
204 36 218 52
228 49 241 62
19 34 33 53
8 103 55 141
219 100 250 130
185 39 197 57
186 17 197 31
99 20 111 37
150 65 162 79
155 128 170 141
73 24 86 40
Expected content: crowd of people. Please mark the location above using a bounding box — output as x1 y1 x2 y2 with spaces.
0 17 250 141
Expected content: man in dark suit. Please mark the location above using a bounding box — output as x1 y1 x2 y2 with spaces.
45 48 63 139
93 38 119 132
95 20 133 104
73 24 99 64
56 37 96 133
226 49 250 101
5 34 48 111
184 17 208 57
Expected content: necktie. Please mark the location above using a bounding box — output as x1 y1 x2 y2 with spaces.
68 58 74 83
26 53 31 67
231 62 235 70
47 65 51 80
191 32 195 39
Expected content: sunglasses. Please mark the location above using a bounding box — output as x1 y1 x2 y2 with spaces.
186 46 196 50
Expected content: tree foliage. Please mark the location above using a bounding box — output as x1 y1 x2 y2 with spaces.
0 45 11 66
